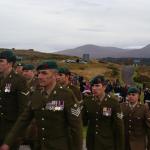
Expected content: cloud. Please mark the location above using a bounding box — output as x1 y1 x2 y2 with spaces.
0 0 150 52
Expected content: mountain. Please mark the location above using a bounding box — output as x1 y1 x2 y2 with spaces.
121 44 150 58
54 44 150 58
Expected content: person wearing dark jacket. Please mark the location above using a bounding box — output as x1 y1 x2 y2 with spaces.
121 87 150 150
0 61 83 150
82 75 124 150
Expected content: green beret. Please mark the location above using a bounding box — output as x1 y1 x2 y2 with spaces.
0 50 16 63
37 61 58 70
23 64 35 70
90 75 107 86
58 67 70 75
127 87 139 94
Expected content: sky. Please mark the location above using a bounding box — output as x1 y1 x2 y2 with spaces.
0 0 150 52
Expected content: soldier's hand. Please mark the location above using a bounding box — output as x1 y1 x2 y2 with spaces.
0 144 9 150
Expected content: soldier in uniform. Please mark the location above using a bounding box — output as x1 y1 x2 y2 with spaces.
0 60 83 150
22 64 38 91
0 50 29 148
121 87 150 150
82 75 124 150
15 63 24 75
22 64 38 149
56 67 82 103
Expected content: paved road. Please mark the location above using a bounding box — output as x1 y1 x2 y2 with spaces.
121 65 135 86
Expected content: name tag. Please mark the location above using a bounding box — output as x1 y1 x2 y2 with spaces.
45 100 64 111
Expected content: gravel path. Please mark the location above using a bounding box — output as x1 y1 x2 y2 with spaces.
121 65 135 86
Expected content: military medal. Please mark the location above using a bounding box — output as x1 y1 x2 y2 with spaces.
103 107 112 116
54 100 64 111
45 100 64 111
4 83 11 93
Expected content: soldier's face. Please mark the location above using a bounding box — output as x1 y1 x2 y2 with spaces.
0 59 11 73
127 93 139 103
38 69 56 87
22 70 35 80
92 83 106 96
16 66 23 74
56 73 68 84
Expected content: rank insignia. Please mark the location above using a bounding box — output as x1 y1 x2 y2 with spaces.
21 91 30 96
71 104 80 117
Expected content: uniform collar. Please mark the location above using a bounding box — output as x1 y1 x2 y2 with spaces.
43 82 57 96
95 93 106 102
129 101 138 109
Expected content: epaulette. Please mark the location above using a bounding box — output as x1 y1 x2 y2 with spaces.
58 85 72 93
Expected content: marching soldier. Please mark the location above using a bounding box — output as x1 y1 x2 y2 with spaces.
82 75 124 150
22 64 38 149
56 67 82 103
22 64 38 91
0 60 83 150
15 63 24 75
56 67 83 149
121 87 150 150
0 50 29 149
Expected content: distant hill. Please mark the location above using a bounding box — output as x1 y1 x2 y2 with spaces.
121 44 150 58
0 48 78 62
54 44 150 58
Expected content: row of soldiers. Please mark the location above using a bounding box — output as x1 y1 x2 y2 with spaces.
0 50 150 150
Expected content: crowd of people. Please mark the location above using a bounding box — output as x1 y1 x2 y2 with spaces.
0 50 150 150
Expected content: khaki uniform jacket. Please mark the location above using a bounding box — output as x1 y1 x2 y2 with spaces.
26 77 39 92
121 102 150 150
0 70 29 142
4 85 83 150
82 94 124 150
66 84 82 103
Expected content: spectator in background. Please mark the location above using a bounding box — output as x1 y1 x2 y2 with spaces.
144 88 150 109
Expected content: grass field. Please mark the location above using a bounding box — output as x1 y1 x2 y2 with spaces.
58 61 122 80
